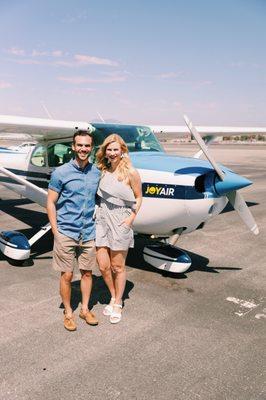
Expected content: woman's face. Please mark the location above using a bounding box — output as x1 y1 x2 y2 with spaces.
105 141 122 164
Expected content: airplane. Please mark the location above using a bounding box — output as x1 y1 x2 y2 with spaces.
0 114 265 273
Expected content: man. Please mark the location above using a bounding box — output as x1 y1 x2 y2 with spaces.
47 130 100 331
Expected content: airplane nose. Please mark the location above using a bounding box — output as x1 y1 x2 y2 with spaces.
200 170 252 197
213 171 252 196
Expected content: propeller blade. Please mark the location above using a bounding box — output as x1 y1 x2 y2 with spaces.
227 191 259 235
183 115 259 235
184 115 225 180
193 135 216 159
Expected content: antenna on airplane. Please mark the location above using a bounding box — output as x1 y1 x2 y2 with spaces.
97 112 106 123
41 102 53 119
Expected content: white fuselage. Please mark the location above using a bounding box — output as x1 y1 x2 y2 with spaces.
135 169 227 235
0 145 227 236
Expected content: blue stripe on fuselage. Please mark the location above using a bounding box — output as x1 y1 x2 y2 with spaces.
142 182 215 200
0 149 23 154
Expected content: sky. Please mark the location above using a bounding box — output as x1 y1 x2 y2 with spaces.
0 0 266 125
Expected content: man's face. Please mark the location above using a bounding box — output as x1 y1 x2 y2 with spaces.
72 135 92 162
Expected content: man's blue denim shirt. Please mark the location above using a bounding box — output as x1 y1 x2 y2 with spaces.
48 159 101 242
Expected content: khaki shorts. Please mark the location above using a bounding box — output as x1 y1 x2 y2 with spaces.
52 231 97 272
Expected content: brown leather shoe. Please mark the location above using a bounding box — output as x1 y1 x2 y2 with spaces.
79 309 98 326
63 313 77 331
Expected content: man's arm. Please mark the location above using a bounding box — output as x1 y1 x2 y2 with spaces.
47 189 59 236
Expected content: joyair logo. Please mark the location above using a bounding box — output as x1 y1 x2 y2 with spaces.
143 182 176 198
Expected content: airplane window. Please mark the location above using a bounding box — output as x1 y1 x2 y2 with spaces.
30 145 46 167
47 142 73 167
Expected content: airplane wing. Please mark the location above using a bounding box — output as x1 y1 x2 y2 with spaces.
1 115 266 141
0 115 94 141
150 125 266 137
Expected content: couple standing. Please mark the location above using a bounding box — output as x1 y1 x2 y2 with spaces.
47 130 142 331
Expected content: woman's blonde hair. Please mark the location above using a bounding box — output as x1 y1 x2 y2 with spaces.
96 134 132 181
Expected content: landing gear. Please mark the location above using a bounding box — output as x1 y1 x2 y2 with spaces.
0 223 51 263
143 242 191 273
0 231 30 260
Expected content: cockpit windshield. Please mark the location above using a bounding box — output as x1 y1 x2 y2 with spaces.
92 124 164 155
43 124 164 167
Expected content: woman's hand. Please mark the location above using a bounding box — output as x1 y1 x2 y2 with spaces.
121 215 135 227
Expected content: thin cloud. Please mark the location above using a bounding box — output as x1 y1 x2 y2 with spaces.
55 54 119 67
157 72 183 79
195 80 212 88
52 50 64 57
32 50 49 57
102 70 131 78
69 87 96 95
58 74 126 84
5 47 118 68
11 58 41 65
195 101 217 111
173 101 183 109
58 76 94 84
61 12 88 24
6 47 25 56
31 49 65 58
74 54 118 66
230 61 245 68
0 80 12 89
112 91 135 108
229 61 262 69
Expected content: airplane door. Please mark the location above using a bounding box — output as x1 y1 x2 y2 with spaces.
29 142 73 189
46 141 73 175
28 144 50 189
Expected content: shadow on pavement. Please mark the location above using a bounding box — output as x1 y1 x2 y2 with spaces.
58 275 134 312
126 236 242 279
0 198 47 227
220 200 258 214
1 230 241 277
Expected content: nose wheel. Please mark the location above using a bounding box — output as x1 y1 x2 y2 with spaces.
143 243 191 273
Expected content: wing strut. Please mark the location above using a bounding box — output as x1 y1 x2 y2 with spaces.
0 165 47 195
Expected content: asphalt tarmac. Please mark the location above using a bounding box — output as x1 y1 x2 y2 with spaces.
0 144 265 400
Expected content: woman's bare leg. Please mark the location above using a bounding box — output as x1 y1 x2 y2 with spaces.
97 246 116 299
110 250 128 305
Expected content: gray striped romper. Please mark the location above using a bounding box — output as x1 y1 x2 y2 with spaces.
95 171 136 251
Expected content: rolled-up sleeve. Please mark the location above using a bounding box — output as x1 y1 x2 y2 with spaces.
48 170 63 193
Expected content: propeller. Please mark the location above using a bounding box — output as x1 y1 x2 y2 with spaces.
184 115 259 235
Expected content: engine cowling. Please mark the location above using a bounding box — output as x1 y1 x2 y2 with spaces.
195 170 252 197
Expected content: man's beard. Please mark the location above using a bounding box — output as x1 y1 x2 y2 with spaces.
75 151 89 161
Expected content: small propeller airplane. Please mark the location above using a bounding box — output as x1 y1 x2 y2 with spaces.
0 114 265 273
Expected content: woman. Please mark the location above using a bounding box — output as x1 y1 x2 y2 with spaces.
95 134 142 324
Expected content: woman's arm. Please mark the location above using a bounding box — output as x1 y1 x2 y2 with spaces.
124 168 142 226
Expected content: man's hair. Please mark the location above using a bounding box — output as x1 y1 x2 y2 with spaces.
72 130 93 145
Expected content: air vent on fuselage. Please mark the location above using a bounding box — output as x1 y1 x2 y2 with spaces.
194 174 206 193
